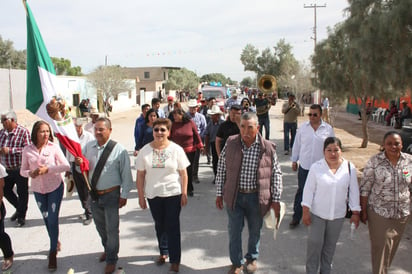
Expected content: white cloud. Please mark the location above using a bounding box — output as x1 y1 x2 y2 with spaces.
1 0 348 81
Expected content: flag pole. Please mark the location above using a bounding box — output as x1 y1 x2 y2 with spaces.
22 0 28 16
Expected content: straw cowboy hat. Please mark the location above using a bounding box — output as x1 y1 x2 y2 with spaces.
207 105 223 115
187 99 199 108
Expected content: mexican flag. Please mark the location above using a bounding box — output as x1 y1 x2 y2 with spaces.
25 1 89 172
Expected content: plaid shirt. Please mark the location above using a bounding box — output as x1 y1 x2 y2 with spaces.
216 136 282 202
0 124 31 169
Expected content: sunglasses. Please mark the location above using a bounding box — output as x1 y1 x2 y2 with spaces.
308 113 318 117
153 127 167 132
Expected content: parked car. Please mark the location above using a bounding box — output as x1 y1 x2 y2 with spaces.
201 86 227 112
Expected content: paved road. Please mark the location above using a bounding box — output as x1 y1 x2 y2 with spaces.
4 102 412 273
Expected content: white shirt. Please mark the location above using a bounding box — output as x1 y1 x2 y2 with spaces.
136 142 190 199
84 122 95 135
0 163 7 178
301 159 361 220
291 121 334 170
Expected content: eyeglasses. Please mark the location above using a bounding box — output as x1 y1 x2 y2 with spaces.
153 127 167 132
1 118 9 122
308 113 318 117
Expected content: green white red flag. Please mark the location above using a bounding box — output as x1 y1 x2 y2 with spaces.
25 1 89 172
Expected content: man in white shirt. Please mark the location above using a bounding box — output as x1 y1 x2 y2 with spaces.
289 104 334 228
66 118 95 225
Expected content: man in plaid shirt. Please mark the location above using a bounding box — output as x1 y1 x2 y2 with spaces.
215 112 282 274
0 111 31 227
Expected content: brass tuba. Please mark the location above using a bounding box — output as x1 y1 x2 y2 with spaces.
257 75 277 94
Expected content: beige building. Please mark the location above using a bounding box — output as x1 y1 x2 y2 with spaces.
122 66 180 100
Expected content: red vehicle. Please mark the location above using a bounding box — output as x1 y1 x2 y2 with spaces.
201 86 227 112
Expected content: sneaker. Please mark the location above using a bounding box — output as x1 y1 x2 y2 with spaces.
289 219 299 229
245 260 257 273
228 265 243 274
284 150 289 155
16 218 25 227
79 213 86 220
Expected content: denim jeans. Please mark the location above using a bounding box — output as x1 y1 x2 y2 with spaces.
226 192 263 266
283 122 297 151
148 195 182 264
292 166 309 222
33 183 63 253
91 188 120 265
4 169 29 219
258 115 270 140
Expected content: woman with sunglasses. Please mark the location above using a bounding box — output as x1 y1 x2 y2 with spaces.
169 108 203 197
136 118 190 273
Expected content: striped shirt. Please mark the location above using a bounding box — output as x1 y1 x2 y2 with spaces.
0 125 31 169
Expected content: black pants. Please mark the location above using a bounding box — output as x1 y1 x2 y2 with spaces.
210 141 218 176
0 203 13 259
185 152 195 193
71 164 92 218
4 169 28 219
192 149 200 179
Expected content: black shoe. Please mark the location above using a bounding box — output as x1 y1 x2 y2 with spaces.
10 212 18 222
83 217 92 226
193 178 200 184
188 191 194 197
16 218 25 227
289 219 299 229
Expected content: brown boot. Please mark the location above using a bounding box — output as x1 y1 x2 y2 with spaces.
48 251 57 271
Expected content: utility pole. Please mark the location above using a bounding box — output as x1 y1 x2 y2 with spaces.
304 3 327 51
304 3 326 104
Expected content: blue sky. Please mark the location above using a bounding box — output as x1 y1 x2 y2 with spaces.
1 0 349 81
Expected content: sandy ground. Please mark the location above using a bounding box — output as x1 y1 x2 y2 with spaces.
2 101 411 274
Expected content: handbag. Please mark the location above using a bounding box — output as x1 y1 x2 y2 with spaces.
345 161 352 218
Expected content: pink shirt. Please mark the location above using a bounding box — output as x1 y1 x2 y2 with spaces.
20 141 70 194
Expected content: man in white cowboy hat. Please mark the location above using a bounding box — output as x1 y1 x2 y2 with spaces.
224 90 241 112
84 108 103 135
187 99 207 184
205 105 224 184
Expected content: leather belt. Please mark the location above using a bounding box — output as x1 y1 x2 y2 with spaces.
239 189 258 194
6 166 20 171
96 186 120 196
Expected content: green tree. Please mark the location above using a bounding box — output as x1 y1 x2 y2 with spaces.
51 57 82 76
240 76 254 87
200 73 230 86
240 39 299 91
0 36 26 69
313 0 412 148
87 65 133 115
166 68 199 97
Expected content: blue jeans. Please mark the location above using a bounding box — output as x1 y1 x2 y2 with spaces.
33 183 63 253
283 122 297 151
292 166 309 222
148 195 182 264
91 189 120 265
258 115 270 140
226 192 263 266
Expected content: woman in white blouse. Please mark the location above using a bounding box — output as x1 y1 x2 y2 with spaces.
301 137 360 274
136 118 190 273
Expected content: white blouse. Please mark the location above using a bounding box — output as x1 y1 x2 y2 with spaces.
301 158 361 220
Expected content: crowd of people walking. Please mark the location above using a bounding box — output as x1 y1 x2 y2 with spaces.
0 93 411 274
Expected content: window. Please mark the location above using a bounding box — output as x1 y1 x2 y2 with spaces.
144 72 150 79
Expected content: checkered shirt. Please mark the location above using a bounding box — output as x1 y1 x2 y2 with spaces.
0 125 31 169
